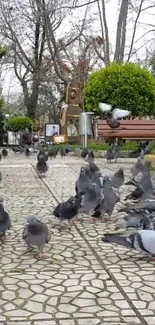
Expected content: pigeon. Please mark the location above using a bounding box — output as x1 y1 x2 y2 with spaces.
101 230 155 260
78 182 103 221
118 211 155 231
37 149 48 161
25 147 30 157
105 145 114 162
111 168 124 189
113 143 119 162
85 151 94 163
75 166 92 196
125 184 144 201
91 176 120 221
2 148 8 157
86 162 101 180
119 199 155 214
81 148 89 158
36 155 48 176
139 149 145 160
53 196 79 229
0 200 11 240
22 216 50 258
60 148 65 157
98 103 130 129
65 147 71 155
130 157 144 177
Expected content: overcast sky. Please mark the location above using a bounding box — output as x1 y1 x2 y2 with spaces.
1 0 155 99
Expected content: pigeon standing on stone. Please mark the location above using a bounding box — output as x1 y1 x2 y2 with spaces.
2 148 8 158
0 199 11 240
105 145 114 162
36 155 48 176
60 148 65 157
111 168 124 190
53 196 79 229
130 157 144 177
91 176 120 221
22 216 50 258
37 149 48 161
25 147 30 158
101 230 155 260
75 166 92 197
113 143 119 162
117 210 155 231
85 151 94 163
78 182 103 221
81 148 89 158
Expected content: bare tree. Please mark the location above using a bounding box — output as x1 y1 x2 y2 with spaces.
0 0 47 118
92 0 155 64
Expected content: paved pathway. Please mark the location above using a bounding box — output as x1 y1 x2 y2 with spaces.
0 153 154 325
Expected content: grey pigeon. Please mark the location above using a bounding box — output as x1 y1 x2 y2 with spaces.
111 168 124 189
53 196 79 229
130 157 144 177
75 166 92 196
25 147 30 157
0 200 11 239
113 143 119 162
2 148 8 158
85 151 94 163
60 148 65 157
81 148 89 158
22 216 50 258
36 155 48 176
78 182 103 219
105 145 114 162
37 150 48 161
125 184 144 201
86 162 100 180
139 149 144 160
101 230 155 260
118 211 155 231
91 176 120 221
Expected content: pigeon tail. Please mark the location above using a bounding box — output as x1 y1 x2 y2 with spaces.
101 234 132 249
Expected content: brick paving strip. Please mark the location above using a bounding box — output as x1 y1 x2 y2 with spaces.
0 154 154 324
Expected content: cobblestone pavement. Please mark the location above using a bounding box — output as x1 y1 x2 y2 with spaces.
0 153 155 325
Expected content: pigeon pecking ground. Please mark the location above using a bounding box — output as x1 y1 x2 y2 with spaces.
0 151 154 325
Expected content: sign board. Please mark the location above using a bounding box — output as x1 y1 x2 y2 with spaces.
53 135 66 144
45 124 60 137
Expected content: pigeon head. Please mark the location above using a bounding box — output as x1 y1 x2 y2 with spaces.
122 213 143 229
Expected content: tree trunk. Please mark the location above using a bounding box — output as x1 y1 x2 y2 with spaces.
114 0 129 62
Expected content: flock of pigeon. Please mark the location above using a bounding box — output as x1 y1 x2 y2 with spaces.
1 144 155 261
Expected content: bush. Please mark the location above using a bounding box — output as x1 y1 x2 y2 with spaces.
83 62 155 117
6 116 35 133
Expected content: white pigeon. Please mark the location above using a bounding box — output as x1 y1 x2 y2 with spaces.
98 102 131 120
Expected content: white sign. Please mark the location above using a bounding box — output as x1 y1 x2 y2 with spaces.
45 124 60 137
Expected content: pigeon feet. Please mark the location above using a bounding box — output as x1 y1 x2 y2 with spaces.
89 217 96 224
151 256 155 262
0 233 6 240
38 252 48 259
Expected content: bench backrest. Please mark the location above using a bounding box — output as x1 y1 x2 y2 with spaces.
97 119 155 139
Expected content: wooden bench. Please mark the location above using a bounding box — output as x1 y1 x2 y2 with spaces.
97 119 155 139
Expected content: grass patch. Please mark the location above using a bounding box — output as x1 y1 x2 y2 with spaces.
45 140 155 152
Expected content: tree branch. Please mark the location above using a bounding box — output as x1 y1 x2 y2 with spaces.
127 0 144 62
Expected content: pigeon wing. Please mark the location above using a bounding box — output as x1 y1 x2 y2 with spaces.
98 102 112 113
112 108 131 120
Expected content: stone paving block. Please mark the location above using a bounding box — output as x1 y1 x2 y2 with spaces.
0 155 154 325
